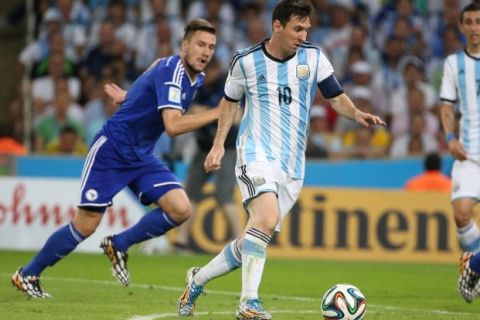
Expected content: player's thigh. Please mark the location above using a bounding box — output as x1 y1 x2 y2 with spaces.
185 149 210 202
215 148 237 204
79 136 133 209
276 178 303 231
129 159 183 205
451 159 480 202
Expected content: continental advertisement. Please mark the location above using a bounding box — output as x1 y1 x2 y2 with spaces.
169 185 464 264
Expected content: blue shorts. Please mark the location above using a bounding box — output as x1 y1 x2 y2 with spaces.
78 135 183 212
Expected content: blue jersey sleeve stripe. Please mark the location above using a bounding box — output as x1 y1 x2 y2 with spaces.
317 74 344 99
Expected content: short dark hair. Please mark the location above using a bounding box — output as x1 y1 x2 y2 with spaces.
424 152 441 171
272 0 314 26
460 3 480 22
183 18 216 41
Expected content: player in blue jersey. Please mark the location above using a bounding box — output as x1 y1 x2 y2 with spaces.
12 18 219 298
439 2 480 303
177 1 385 319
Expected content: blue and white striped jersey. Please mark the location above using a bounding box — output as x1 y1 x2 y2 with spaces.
225 41 335 179
101 55 204 162
440 50 480 158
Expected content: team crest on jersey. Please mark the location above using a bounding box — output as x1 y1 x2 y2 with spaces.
296 65 310 80
85 189 98 201
253 177 266 187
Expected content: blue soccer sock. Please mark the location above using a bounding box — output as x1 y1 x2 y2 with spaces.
113 208 179 252
470 252 480 273
22 222 86 276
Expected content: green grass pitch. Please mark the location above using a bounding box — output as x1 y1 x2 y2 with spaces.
1 250 480 319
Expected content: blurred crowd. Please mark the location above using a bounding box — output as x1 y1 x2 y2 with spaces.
1 0 472 160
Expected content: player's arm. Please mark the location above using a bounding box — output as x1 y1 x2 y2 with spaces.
440 102 467 160
438 56 467 160
327 91 385 127
212 97 239 147
204 98 239 172
316 51 384 126
205 52 245 172
162 107 219 137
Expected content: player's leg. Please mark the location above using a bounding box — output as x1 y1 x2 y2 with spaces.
103 162 190 285
12 209 102 298
177 236 242 316
13 135 117 297
451 160 480 302
453 198 480 252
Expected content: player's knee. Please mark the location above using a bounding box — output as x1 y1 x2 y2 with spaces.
72 210 103 237
454 209 471 228
253 214 278 234
169 201 192 223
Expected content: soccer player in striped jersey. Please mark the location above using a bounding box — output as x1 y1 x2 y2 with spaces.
177 1 385 319
12 19 219 298
439 2 480 303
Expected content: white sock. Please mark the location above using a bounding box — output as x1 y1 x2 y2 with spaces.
458 220 480 253
241 227 271 302
194 238 241 285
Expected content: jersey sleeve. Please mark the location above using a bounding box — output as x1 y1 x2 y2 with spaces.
439 56 457 104
224 54 246 102
154 60 185 112
316 50 335 83
316 50 343 98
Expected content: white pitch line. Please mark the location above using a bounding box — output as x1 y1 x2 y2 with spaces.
1 273 476 318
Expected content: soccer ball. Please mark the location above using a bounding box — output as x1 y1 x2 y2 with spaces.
321 283 367 320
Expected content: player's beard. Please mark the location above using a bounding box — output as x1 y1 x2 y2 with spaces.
184 56 202 75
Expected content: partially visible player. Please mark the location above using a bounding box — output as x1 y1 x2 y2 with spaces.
12 18 218 298
439 2 480 303
177 1 385 319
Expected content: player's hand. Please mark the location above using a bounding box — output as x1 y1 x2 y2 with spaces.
448 139 467 161
104 83 127 105
354 110 386 127
204 145 225 172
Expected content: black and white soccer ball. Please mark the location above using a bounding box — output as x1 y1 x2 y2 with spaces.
321 283 367 320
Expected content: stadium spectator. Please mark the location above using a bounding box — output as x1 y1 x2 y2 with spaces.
389 55 437 120
306 105 342 159
12 18 219 298
177 1 385 318
404 152 451 192
44 124 87 156
34 87 84 151
172 57 243 253
438 2 480 303
390 113 438 158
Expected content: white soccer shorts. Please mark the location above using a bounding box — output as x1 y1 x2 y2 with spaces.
235 160 303 231
451 158 480 201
